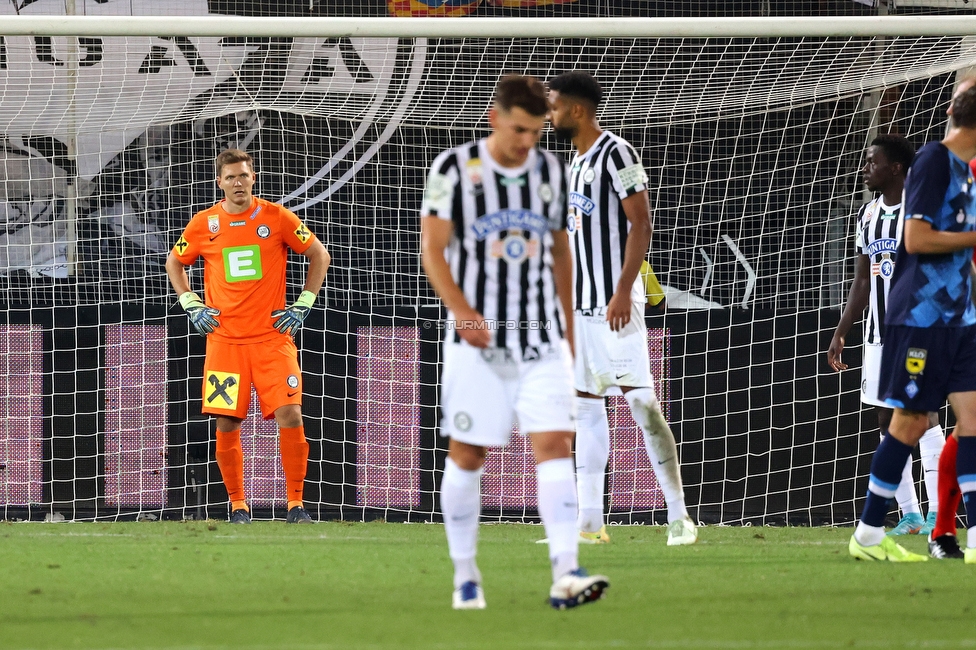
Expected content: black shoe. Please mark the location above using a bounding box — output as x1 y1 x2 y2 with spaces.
929 533 964 559
229 509 251 524
286 505 313 524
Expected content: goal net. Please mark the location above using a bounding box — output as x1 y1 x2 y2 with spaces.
3 11 976 524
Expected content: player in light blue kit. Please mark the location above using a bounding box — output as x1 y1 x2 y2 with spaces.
849 78 976 563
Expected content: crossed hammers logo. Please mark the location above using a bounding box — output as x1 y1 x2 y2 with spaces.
207 374 237 405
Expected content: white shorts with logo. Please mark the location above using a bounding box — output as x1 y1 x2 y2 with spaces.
573 302 653 396
440 341 576 447
861 342 886 408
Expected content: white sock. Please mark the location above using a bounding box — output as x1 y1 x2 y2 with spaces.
854 521 886 547
625 388 687 523
536 457 579 581
918 424 945 514
969 526 976 550
894 453 921 516
574 396 609 533
441 457 483 589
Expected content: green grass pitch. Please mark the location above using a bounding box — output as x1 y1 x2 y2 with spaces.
1 521 974 649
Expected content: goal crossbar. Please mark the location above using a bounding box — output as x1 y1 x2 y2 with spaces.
3 15 976 39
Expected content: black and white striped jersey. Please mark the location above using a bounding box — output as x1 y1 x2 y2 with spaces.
567 130 648 311
854 196 901 345
421 139 569 356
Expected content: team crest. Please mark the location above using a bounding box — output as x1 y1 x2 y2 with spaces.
905 380 919 399
538 183 554 203
871 253 894 279
454 412 472 432
208 216 220 233
287 374 300 389
582 168 596 184
566 213 577 234
257 225 271 239
905 348 927 375
294 223 311 244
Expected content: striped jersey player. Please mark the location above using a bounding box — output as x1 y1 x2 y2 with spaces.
420 74 610 611
548 70 696 546
827 134 943 539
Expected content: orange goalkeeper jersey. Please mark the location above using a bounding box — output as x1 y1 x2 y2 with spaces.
172 196 317 344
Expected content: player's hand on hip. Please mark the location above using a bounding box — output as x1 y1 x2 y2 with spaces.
272 290 316 337
454 308 492 348
179 291 220 337
605 291 632 332
827 335 847 371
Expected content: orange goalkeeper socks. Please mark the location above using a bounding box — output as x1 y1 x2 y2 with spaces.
215 429 246 508
280 426 309 507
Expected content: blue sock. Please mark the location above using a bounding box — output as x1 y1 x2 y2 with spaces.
861 434 914 527
956 437 976 533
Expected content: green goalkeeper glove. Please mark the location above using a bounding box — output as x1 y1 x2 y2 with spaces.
272 290 316 336
178 291 221 337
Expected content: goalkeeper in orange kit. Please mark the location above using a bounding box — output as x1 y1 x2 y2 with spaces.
165 148 330 524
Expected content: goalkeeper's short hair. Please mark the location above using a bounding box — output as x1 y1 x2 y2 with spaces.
216 148 254 176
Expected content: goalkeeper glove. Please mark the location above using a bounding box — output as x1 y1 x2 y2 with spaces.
178 291 220 337
272 290 316 336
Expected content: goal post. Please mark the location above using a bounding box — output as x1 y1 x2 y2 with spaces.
2 15 975 524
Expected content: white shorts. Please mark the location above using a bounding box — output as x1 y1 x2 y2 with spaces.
573 302 653 396
440 341 576 447
861 342 886 408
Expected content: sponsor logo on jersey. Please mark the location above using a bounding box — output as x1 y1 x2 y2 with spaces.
617 163 648 191
865 238 897 257
257 225 271 239
222 245 263 283
174 235 189 255
466 158 483 186
472 209 549 239
230 220 245 227
424 172 454 212
905 348 927 375
205 371 240 409
569 191 595 215
208 216 220 233
500 175 526 187
294 223 312 244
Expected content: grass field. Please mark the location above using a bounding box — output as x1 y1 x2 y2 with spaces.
1 521 974 650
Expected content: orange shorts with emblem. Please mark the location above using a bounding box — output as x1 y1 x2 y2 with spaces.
202 336 303 420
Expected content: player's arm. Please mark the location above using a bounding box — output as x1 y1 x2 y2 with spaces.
166 248 220 337
606 190 651 332
550 228 574 356
272 236 331 337
903 218 976 254
827 254 870 371
420 216 491 348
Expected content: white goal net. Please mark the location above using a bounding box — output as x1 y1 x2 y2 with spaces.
3 10 976 524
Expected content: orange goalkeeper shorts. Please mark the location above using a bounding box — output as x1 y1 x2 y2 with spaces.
201 336 303 420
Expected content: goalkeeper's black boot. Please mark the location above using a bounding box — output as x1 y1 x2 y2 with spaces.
229 509 251 524
286 506 313 524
